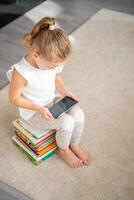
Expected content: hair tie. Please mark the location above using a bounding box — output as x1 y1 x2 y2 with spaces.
41 24 55 30
49 24 55 30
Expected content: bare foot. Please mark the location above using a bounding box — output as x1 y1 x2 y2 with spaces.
56 147 84 168
69 144 91 166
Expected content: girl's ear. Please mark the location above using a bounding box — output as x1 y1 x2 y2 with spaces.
33 50 39 58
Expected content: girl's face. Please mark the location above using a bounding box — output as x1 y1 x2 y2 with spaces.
34 52 67 70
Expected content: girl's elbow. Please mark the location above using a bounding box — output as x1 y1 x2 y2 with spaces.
9 95 15 105
9 94 19 105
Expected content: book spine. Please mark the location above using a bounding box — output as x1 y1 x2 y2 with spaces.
12 139 37 163
14 129 37 148
36 142 57 156
41 150 57 163
16 134 38 155
12 139 57 166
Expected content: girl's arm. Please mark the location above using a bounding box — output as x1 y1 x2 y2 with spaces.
9 68 41 112
55 73 78 100
55 73 69 96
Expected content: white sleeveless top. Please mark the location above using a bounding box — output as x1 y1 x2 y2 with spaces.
6 57 63 120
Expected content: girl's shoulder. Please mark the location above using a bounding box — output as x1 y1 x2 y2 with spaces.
6 57 32 83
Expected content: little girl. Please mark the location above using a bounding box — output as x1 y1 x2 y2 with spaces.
7 17 91 168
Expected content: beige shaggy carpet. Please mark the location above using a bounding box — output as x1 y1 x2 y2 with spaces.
0 8 134 200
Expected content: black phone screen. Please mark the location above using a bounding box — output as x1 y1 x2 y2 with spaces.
49 96 78 118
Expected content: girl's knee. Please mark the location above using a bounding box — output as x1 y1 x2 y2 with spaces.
59 114 75 133
78 107 85 121
72 105 85 123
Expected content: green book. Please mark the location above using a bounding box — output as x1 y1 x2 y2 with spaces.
12 135 58 166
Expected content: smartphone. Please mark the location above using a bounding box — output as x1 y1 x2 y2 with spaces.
49 96 78 118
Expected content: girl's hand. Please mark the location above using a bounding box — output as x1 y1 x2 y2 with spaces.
64 90 78 101
37 106 55 120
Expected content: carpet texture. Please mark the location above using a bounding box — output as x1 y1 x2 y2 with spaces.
0 8 134 200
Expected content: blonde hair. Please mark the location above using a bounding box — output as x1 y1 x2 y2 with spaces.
21 17 72 62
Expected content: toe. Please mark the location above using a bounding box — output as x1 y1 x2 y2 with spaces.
79 160 83 167
84 158 90 165
80 160 83 166
76 161 81 168
78 161 81 167
72 162 77 168
76 161 80 168
77 161 80 167
70 163 76 168
74 163 78 168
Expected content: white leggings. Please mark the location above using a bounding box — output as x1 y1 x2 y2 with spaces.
27 95 85 148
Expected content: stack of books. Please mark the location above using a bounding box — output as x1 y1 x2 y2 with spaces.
12 118 58 166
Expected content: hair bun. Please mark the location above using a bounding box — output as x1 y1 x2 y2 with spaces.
21 17 56 48
21 32 33 48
